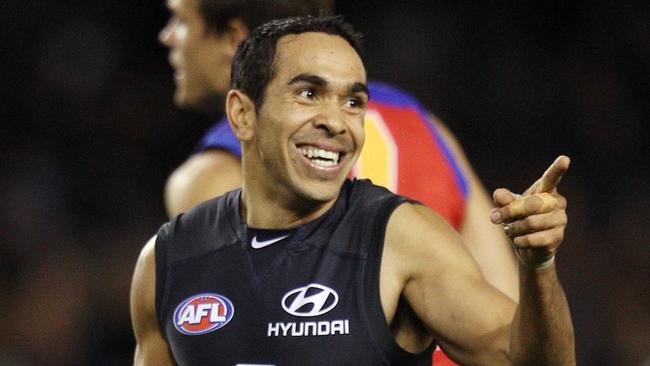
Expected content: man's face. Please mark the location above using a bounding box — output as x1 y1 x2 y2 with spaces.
250 32 368 205
159 0 234 110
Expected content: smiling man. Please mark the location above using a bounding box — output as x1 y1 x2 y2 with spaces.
231 46 368 214
160 0 518 305
131 16 575 365
158 3 518 364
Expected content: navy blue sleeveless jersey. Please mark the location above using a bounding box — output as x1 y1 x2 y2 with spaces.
155 179 434 365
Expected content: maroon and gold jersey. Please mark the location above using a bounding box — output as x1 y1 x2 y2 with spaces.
353 81 468 230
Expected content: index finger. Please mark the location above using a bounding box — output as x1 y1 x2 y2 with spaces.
490 192 558 224
534 155 571 193
507 193 557 218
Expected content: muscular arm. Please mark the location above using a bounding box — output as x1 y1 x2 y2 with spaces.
382 203 515 365
492 156 576 365
164 150 242 218
130 236 175 365
433 118 519 301
382 202 574 366
382 157 575 365
511 265 575 365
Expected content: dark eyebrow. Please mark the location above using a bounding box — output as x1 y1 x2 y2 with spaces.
288 74 327 87
350 82 369 97
288 74 368 97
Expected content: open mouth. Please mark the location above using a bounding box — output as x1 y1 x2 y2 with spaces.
297 145 344 170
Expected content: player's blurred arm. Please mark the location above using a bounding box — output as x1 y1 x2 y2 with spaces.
130 236 176 366
433 118 519 301
164 150 242 218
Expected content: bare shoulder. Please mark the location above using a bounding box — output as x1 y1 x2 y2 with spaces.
165 150 242 217
131 236 157 332
384 202 481 280
380 203 485 319
130 236 176 365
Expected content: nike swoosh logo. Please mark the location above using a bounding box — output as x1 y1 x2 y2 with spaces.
251 235 289 249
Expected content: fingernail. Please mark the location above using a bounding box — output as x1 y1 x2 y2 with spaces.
490 210 501 223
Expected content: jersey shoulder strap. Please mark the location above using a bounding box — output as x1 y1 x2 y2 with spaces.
329 179 414 255
154 189 241 328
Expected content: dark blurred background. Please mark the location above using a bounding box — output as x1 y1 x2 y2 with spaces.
1 0 649 365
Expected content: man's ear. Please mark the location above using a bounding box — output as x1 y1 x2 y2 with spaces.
226 90 256 141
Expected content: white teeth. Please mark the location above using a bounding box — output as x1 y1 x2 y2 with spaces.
311 159 337 168
299 147 340 163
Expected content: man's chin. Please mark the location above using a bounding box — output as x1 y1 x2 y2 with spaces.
173 93 190 109
296 179 345 205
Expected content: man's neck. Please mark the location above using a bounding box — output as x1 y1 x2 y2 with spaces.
240 183 338 229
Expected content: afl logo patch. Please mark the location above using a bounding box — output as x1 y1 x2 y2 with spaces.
173 293 234 335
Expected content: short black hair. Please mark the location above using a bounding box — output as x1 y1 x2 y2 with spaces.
197 0 334 34
230 15 364 110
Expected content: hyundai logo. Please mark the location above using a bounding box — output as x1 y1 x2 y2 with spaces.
281 284 339 317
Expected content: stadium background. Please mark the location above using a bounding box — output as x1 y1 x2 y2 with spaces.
1 1 649 364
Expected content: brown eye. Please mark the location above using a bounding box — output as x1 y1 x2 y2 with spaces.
299 89 315 99
346 97 365 109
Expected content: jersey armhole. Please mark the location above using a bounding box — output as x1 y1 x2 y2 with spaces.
155 223 172 339
363 197 435 364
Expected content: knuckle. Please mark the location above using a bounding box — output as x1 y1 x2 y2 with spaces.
529 231 554 248
524 196 542 213
557 195 567 208
520 216 535 231
554 227 565 243
531 234 547 247
501 207 513 220
513 236 528 248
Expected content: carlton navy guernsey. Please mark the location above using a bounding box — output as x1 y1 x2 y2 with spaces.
155 179 435 365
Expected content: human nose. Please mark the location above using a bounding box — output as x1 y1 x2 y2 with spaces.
159 18 175 47
314 103 347 136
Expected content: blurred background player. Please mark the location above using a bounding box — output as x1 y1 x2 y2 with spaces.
159 1 516 364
